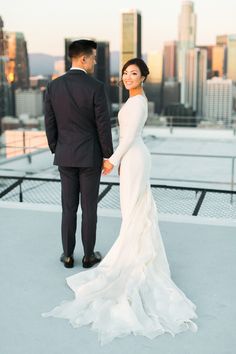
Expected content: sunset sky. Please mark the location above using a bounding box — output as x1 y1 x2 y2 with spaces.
1 0 236 55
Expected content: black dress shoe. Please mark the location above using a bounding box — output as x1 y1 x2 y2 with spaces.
60 253 74 268
82 251 102 268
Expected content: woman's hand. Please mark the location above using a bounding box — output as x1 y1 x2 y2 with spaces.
102 159 114 175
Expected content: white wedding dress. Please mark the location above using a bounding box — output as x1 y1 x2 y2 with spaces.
42 94 197 345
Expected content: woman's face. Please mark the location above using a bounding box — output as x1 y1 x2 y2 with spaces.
122 64 144 90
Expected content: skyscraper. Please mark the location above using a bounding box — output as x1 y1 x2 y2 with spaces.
215 34 236 82
94 41 110 88
163 81 180 111
64 38 72 72
120 9 141 70
198 45 214 79
212 45 226 77
146 51 163 83
0 57 10 123
163 41 177 82
5 32 30 89
0 16 4 55
0 16 12 126
0 16 5 120
197 49 208 117
145 51 163 113
216 35 228 46
185 48 207 117
15 89 43 118
120 9 142 102
177 1 196 104
227 35 236 82
206 77 232 125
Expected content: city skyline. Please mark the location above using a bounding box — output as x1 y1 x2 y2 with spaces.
1 0 236 56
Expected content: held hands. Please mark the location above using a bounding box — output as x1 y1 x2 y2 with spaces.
102 159 114 175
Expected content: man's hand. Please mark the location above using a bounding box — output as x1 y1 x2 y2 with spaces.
102 159 114 175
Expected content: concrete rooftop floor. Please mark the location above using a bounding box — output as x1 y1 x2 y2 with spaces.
0 202 236 354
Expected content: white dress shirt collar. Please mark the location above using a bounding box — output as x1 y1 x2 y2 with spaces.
70 67 87 73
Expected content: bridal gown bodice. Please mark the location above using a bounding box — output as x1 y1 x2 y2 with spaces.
42 94 198 345
109 95 151 220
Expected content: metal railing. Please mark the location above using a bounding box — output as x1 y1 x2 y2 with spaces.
0 148 236 198
0 131 48 159
1 126 236 199
1 175 236 219
145 116 236 133
150 152 236 202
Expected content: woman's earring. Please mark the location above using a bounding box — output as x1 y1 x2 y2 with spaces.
141 81 144 87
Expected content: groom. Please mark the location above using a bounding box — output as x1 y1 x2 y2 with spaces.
44 39 113 269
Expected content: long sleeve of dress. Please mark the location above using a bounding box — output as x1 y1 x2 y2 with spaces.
108 97 146 166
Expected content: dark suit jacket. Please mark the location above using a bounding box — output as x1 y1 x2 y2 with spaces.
44 69 113 167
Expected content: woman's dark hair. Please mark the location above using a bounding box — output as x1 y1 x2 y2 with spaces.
68 39 97 58
121 58 150 82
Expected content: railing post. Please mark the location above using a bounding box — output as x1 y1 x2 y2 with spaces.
23 131 26 155
19 182 23 202
231 157 235 204
27 153 32 164
192 190 206 216
170 116 173 134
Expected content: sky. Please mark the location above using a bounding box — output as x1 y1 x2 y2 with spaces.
1 0 236 56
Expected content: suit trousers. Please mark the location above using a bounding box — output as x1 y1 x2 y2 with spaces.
58 165 101 258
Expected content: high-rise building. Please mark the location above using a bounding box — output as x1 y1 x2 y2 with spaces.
0 16 4 55
94 41 110 88
0 16 12 127
216 35 228 46
15 89 43 118
198 45 214 79
215 34 236 82
120 9 142 102
163 81 180 110
120 9 141 70
163 41 177 81
206 77 232 125
5 32 30 89
177 1 196 104
0 16 5 120
196 49 207 117
212 45 227 77
146 51 163 83
145 51 163 114
227 35 236 82
64 38 72 72
0 57 12 122
185 48 207 117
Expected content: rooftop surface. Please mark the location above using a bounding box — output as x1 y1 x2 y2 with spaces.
0 203 236 354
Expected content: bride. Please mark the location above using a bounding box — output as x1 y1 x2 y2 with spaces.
42 58 198 345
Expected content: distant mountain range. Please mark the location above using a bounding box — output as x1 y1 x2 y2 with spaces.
29 53 63 76
29 51 120 76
